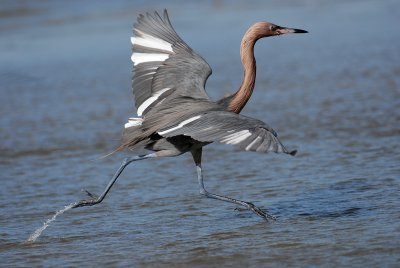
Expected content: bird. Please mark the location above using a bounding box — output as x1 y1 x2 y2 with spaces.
72 9 307 221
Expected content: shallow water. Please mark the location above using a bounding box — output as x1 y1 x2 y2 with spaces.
1 0 399 267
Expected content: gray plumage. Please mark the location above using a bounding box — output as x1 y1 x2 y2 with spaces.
132 10 211 116
122 10 295 156
73 9 307 221
158 110 293 154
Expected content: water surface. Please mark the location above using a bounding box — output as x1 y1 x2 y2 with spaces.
1 0 399 267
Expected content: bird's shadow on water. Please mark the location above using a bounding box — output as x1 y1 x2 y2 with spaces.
265 203 363 223
297 207 361 220
233 207 362 222
268 178 373 222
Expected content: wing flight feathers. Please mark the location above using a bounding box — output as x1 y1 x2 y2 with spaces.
131 10 212 117
158 111 297 155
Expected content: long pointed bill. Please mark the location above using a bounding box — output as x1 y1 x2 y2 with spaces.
277 27 308 34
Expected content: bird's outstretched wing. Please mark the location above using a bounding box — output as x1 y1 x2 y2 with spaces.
157 111 297 155
131 10 212 117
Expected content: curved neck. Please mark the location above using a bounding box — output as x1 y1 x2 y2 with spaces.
228 33 257 114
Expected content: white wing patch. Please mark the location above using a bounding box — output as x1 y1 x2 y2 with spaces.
130 30 174 66
124 117 143 128
245 136 261 151
158 116 202 135
221 130 252 145
137 87 172 116
131 53 170 66
131 30 173 52
135 71 156 79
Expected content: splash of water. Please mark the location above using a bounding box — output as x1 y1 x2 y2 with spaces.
26 203 76 243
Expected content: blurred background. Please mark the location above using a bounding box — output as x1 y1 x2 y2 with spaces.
0 0 399 267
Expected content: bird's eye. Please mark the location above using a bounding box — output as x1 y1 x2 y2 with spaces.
269 25 277 31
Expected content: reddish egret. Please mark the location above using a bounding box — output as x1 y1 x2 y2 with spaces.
73 10 307 220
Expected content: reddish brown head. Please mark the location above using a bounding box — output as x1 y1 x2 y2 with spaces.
246 22 308 40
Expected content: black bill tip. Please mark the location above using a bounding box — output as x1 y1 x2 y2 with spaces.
293 28 308 33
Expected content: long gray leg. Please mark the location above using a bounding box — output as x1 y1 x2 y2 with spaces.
72 153 157 208
191 148 276 221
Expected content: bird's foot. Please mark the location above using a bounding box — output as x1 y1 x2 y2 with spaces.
72 189 101 208
72 198 100 208
236 202 277 221
82 189 97 199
